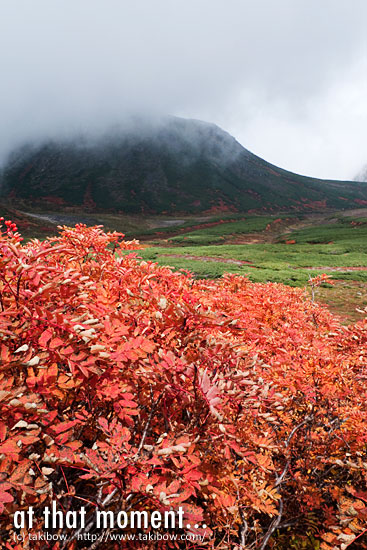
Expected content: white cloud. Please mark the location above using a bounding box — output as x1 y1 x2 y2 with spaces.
0 0 366 179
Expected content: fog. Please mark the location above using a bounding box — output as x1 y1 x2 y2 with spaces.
1 0 366 179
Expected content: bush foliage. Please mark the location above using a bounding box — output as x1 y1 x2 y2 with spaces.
1 221 367 549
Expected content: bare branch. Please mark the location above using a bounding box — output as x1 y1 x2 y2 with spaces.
259 498 283 550
135 387 163 457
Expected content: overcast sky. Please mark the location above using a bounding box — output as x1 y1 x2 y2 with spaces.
0 0 366 180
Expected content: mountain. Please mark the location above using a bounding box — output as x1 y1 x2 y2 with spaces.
1 116 367 214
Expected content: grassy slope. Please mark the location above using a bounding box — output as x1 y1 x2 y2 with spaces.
138 216 367 282
133 212 367 322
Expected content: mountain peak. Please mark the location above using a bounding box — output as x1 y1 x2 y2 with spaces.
1 116 366 214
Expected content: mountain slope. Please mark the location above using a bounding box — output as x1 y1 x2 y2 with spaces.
1 116 367 214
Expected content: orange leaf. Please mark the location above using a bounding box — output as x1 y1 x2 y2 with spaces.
38 329 53 347
49 337 64 350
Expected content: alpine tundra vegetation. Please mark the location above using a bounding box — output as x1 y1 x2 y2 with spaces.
1 220 367 549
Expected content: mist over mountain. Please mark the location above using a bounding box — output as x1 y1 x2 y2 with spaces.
354 166 367 182
1 116 366 215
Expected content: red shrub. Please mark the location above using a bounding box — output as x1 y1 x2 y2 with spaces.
0 222 367 549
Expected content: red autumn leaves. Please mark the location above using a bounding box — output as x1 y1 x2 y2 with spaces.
0 220 367 549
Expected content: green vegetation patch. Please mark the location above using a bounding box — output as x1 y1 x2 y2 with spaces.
138 215 367 285
166 216 278 245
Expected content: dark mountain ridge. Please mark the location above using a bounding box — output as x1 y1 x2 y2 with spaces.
1 116 366 214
